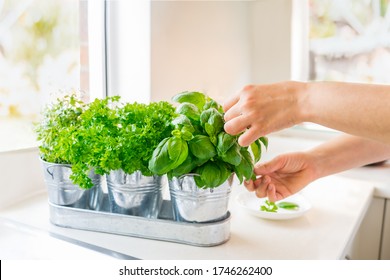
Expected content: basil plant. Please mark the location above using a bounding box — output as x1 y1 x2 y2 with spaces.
148 91 268 189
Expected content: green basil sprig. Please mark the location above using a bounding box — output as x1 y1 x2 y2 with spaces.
260 200 300 213
149 91 269 189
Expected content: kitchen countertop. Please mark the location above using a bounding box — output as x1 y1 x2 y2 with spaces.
0 175 375 259
1 132 388 259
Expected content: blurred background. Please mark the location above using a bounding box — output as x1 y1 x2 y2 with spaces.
1 0 389 151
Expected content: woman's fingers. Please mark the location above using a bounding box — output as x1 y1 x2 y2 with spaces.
224 114 250 136
246 176 285 202
223 102 242 123
267 184 277 202
254 175 271 198
222 94 239 112
255 156 286 175
243 180 255 191
237 126 263 147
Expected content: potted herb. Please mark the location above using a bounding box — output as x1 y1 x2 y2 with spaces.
149 91 268 223
35 94 104 210
101 100 176 218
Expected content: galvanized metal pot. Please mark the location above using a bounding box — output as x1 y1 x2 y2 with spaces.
106 170 163 218
169 174 232 223
41 159 103 210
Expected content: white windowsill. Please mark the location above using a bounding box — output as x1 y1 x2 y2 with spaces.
0 117 39 153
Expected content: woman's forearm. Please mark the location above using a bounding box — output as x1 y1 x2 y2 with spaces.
223 81 390 146
302 82 390 144
309 134 390 180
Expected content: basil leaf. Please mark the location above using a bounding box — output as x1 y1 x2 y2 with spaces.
217 132 236 154
209 112 224 134
234 148 254 183
204 123 215 137
235 169 244 185
209 134 217 146
171 129 181 138
250 139 261 162
200 108 224 137
176 102 200 121
148 138 171 175
172 91 207 111
180 126 194 141
221 142 242 166
148 136 188 175
203 100 223 113
277 201 300 210
216 162 233 187
172 115 195 132
199 108 212 127
194 174 205 188
195 161 232 189
259 136 269 149
170 153 198 177
189 135 217 160
167 136 188 169
196 162 221 189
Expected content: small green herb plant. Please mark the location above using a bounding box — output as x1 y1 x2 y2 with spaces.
113 101 176 176
148 91 268 189
36 94 85 166
36 94 119 189
36 94 176 189
77 97 176 178
68 95 121 188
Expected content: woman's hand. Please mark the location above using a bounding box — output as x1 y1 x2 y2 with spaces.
225 81 390 146
245 152 319 202
245 135 390 202
223 81 308 147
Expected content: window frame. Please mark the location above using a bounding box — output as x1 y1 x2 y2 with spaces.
86 0 107 100
290 0 340 136
104 0 151 103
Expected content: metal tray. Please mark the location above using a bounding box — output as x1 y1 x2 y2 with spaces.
49 194 231 247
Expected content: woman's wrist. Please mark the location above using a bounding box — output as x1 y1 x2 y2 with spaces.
307 149 329 180
291 81 312 124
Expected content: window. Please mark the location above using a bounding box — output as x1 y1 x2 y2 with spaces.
293 0 390 83
0 0 153 152
0 0 82 152
309 0 390 83
292 0 390 132
105 0 151 103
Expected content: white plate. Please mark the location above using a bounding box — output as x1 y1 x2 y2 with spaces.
235 192 311 220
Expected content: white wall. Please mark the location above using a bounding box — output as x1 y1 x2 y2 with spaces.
150 0 292 102
251 0 292 84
